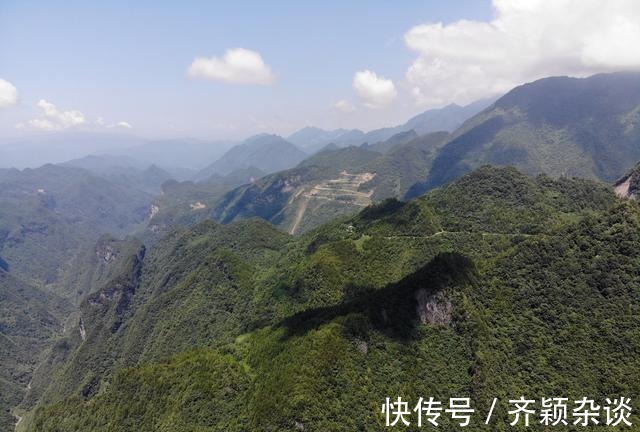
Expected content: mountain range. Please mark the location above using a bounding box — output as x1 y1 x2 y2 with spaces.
5 71 640 431
193 134 307 180
211 131 449 234
22 165 640 431
208 72 640 235
286 99 493 153
410 71 640 196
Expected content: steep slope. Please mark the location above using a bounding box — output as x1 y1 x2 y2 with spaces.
362 98 492 144
363 131 449 199
194 134 307 180
0 164 153 288
363 129 419 154
63 156 173 194
23 219 289 413
113 138 236 171
213 132 448 234
54 236 148 304
286 99 490 152
0 133 145 169
287 127 366 153
614 161 640 198
0 165 156 429
25 166 636 432
0 269 70 431
144 166 265 240
413 72 640 196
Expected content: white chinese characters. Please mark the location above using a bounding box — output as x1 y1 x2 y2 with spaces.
382 396 632 428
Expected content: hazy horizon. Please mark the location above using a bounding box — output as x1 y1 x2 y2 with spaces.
3 0 640 142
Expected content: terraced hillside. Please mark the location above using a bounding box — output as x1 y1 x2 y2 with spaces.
213 132 448 234
286 171 376 234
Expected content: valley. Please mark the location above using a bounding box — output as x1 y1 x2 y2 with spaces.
3 71 640 431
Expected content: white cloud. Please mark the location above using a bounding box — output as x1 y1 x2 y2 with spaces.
34 99 86 131
188 48 275 85
18 102 132 132
17 99 86 131
0 79 18 108
405 0 640 107
334 99 356 113
352 70 397 109
97 116 132 129
113 121 132 129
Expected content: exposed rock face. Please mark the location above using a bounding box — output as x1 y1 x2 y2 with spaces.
415 288 452 326
95 243 117 262
614 164 640 199
353 338 368 354
615 177 632 198
79 317 87 341
149 204 160 219
86 245 146 333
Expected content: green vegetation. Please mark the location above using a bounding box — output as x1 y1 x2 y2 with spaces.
0 164 152 289
144 167 264 241
413 72 640 195
0 164 159 431
0 269 71 430
213 132 449 234
21 166 640 431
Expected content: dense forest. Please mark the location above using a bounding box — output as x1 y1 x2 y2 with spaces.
4 72 640 431
15 166 640 431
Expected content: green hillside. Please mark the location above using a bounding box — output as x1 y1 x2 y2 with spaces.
212 132 449 234
0 269 71 430
410 72 640 197
23 166 640 431
144 167 264 241
0 164 155 429
0 164 153 290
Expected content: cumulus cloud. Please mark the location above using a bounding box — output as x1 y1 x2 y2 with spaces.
0 79 18 108
405 0 640 107
97 117 133 129
353 70 397 108
19 99 86 131
334 99 356 113
188 48 275 85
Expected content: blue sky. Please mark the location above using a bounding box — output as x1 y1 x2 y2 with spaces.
1 0 639 141
0 0 492 139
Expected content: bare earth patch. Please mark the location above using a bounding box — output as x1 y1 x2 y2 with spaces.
615 177 634 199
288 171 376 234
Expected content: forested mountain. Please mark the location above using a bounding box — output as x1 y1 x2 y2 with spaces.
211 72 640 233
0 164 161 430
113 138 236 172
145 166 265 240
0 165 153 288
22 166 640 431
63 155 173 194
0 133 146 169
287 127 366 152
409 72 640 196
194 134 307 180
0 270 70 430
7 72 640 432
286 99 491 153
361 98 493 145
212 132 449 234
